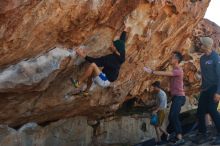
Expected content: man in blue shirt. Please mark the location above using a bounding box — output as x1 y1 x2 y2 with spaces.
192 37 220 145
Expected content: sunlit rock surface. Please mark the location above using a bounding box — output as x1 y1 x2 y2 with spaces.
0 0 212 140
0 48 77 92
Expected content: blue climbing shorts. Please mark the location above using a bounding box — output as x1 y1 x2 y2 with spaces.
93 72 111 87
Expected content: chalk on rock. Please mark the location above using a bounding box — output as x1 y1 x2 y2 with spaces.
18 122 38 133
0 47 79 92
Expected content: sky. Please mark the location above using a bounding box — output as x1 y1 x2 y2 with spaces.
204 0 220 26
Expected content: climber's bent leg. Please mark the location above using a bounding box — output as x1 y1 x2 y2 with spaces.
78 63 101 85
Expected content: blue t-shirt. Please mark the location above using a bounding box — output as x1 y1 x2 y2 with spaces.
200 50 220 93
155 89 167 109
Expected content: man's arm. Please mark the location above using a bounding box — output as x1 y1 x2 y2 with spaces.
214 55 220 102
85 56 106 67
76 49 106 67
153 71 174 76
120 31 127 42
152 107 160 114
143 67 174 76
215 56 220 94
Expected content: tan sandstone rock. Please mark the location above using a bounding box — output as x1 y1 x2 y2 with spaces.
0 0 211 128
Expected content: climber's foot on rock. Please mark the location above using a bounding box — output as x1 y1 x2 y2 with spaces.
70 77 79 88
78 91 90 96
64 89 90 99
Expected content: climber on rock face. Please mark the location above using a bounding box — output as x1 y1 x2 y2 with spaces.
143 51 185 146
191 37 220 145
70 31 126 95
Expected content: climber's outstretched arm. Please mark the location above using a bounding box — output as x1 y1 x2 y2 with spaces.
143 67 174 77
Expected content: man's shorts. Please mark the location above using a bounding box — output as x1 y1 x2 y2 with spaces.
156 109 166 127
93 72 111 87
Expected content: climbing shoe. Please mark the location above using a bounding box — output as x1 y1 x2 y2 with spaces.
70 77 79 88
71 90 89 96
80 91 89 96
171 139 185 146
168 136 178 143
